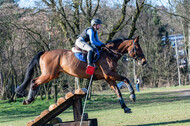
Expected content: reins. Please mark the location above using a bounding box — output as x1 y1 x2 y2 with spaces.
103 46 123 58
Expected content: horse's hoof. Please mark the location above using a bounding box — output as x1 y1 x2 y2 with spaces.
124 107 132 113
130 94 136 102
22 99 34 105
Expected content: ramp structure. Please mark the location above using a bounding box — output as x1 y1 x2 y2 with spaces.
27 88 97 126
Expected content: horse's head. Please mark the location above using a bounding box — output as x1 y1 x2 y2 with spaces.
127 36 146 66
105 36 146 66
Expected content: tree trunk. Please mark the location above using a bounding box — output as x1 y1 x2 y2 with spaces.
188 23 190 79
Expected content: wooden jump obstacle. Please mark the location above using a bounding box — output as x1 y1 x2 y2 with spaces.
27 88 98 126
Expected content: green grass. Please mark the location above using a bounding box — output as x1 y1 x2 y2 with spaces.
0 85 190 126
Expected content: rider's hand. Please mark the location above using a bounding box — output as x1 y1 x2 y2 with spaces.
101 44 106 48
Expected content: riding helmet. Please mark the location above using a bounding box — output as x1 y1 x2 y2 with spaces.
91 19 102 26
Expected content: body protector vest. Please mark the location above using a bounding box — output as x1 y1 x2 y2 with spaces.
79 27 97 42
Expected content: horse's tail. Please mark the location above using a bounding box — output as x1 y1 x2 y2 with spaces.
15 52 45 96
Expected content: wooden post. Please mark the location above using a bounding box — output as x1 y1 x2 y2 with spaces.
73 98 82 121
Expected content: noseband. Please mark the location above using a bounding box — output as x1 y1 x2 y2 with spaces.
128 40 144 60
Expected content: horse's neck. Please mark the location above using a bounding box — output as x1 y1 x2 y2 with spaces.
108 40 130 54
101 47 122 61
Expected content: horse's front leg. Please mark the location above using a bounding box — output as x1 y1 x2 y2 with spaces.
102 70 136 102
107 80 132 113
123 78 136 102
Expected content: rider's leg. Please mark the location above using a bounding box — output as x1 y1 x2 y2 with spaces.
87 50 94 66
75 38 94 66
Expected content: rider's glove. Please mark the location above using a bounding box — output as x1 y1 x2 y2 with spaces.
101 44 106 47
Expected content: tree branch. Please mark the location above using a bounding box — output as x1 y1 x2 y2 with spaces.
106 0 130 42
145 4 190 22
128 0 145 38
58 0 76 35
80 0 86 16
92 0 100 18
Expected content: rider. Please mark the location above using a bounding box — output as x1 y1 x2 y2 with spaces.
75 18 105 67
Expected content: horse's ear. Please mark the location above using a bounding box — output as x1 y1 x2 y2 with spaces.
134 36 139 42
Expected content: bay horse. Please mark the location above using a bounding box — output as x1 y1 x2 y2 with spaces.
15 36 146 113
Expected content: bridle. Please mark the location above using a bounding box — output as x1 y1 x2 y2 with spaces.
128 40 144 61
103 39 144 60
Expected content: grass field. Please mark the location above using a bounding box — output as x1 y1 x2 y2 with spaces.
0 85 190 126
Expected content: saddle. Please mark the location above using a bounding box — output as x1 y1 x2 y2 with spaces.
72 46 100 63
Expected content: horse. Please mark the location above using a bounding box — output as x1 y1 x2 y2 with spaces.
15 36 146 113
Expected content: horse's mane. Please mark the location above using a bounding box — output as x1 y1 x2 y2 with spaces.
106 38 132 45
101 38 132 57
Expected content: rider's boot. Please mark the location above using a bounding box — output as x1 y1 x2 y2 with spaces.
86 50 95 75
87 50 94 67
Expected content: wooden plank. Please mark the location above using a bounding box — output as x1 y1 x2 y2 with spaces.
49 104 58 111
33 116 41 123
27 121 34 126
52 119 98 126
74 88 87 95
40 110 49 117
65 92 74 100
57 97 66 106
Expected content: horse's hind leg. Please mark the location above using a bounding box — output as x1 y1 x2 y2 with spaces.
31 75 59 90
23 74 59 105
23 85 40 105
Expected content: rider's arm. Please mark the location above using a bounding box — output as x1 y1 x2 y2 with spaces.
87 29 102 46
95 31 104 45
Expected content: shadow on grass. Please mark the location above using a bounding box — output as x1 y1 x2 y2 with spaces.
0 89 190 123
134 90 190 105
126 118 190 126
0 114 37 123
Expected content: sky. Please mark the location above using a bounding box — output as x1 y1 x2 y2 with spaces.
17 0 169 8
18 0 39 8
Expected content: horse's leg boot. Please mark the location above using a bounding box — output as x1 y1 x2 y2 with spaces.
22 86 39 105
124 107 132 113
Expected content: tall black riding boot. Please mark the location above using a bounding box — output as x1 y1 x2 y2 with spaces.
87 50 94 66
